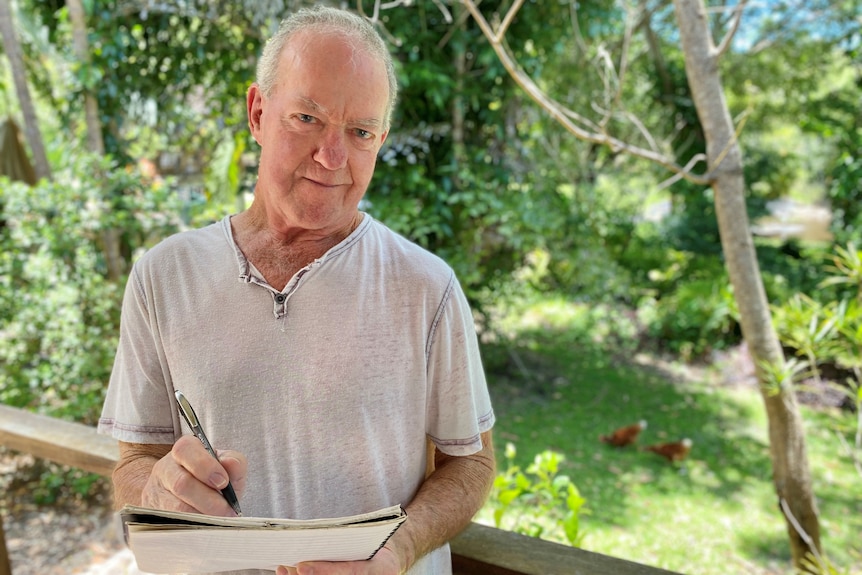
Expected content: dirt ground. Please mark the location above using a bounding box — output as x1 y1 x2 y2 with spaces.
0 451 140 575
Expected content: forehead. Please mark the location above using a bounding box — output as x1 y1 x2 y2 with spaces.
275 30 389 121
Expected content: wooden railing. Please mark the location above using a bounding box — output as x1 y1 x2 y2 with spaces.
0 405 681 575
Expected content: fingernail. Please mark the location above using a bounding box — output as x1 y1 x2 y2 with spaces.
210 472 227 489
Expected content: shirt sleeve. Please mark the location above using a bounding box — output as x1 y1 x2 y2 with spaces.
424 274 495 456
97 261 179 444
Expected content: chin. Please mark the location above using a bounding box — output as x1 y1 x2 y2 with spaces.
285 206 353 231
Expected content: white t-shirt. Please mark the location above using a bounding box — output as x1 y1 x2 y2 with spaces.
98 213 495 575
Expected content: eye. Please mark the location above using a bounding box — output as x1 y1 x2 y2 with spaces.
297 114 315 123
354 128 373 140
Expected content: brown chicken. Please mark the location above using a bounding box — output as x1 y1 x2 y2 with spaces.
644 438 693 462
599 420 647 447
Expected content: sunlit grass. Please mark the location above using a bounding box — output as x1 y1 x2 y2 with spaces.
478 298 862 575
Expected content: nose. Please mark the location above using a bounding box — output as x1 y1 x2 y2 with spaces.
312 128 348 170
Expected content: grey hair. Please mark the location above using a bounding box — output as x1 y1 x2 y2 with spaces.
256 5 398 130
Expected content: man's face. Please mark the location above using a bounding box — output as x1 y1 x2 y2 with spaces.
247 31 390 235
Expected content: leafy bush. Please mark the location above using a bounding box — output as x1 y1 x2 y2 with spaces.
755 240 832 300
0 152 183 423
770 242 862 463
487 443 588 547
825 125 862 247
772 243 862 375
637 254 740 359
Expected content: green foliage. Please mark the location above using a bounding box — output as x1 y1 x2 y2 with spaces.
826 131 862 246
772 293 839 382
798 552 854 575
771 241 862 452
772 243 862 373
30 465 103 506
31 0 261 162
0 152 182 423
744 142 803 201
479 297 861 574
366 5 546 303
757 356 810 397
630 237 836 360
636 252 739 359
488 443 588 547
790 32 862 246
820 243 862 301
517 177 646 304
755 241 833 300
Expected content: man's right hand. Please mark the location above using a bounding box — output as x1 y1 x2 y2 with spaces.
139 435 247 516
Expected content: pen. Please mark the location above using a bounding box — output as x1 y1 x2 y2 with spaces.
174 389 242 516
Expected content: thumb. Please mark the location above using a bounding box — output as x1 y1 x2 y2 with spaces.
216 449 248 497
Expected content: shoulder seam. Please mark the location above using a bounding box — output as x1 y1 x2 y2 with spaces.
425 270 456 363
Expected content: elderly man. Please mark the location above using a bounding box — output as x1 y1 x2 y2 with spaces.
98 5 496 575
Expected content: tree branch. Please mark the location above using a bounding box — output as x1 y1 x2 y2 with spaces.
461 0 713 185
563 103 600 133
599 1 637 130
711 106 752 173
430 0 453 23
495 0 526 43
715 0 749 58
657 153 708 190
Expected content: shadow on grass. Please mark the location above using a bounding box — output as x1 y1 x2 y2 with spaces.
736 530 793 567
481 326 774 530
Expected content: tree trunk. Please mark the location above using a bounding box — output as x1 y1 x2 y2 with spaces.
672 0 821 569
66 0 105 156
0 0 52 181
66 0 124 281
452 3 468 183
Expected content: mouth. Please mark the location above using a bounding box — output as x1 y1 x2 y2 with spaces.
303 176 348 189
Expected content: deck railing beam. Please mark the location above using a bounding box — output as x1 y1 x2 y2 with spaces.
0 405 681 575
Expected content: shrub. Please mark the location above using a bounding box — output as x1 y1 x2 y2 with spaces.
487 443 588 547
0 153 182 423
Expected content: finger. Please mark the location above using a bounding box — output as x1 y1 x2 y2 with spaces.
173 435 231 491
154 437 237 516
141 452 207 513
295 560 368 574
140 475 198 513
216 449 248 498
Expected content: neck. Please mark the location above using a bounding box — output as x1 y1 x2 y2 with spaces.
237 203 362 244
230 209 363 291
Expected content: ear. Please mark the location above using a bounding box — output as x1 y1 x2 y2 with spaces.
247 83 265 146
379 130 389 146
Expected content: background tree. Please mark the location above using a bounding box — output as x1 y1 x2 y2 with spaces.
672 1 820 566
0 0 51 180
461 0 828 568
64 0 129 281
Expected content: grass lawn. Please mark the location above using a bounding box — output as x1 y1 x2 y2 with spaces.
475 298 862 575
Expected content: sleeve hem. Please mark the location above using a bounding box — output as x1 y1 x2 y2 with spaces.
429 409 495 456
97 418 177 444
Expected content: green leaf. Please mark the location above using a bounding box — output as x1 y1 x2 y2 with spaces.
498 488 523 506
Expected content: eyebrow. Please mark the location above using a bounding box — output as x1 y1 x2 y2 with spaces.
297 96 383 130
